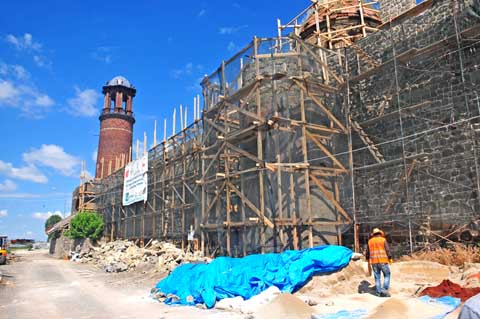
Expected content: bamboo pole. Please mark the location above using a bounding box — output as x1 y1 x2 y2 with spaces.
180 104 184 131
197 94 201 119
154 120 157 147
172 108 176 136
144 131 147 155
164 118 167 143
194 97 197 121
254 36 266 253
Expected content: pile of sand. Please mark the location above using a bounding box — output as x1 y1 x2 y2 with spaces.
299 260 368 296
255 293 314 319
365 297 450 319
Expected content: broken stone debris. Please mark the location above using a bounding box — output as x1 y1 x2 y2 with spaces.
71 239 210 273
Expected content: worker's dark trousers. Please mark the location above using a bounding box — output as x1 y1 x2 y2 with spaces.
372 263 390 295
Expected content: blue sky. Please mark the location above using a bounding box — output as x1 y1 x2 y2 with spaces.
0 0 308 240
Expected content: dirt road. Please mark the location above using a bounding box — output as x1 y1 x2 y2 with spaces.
0 250 242 319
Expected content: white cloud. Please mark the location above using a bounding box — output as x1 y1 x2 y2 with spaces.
11 65 29 80
66 87 100 117
32 55 51 68
219 25 248 35
0 210 7 217
0 79 54 119
0 179 17 192
32 210 62 220
0 63 30 80
0 160 47 183
35 94 54 107
0 80 19 102
5 34 50 69
23 144 81 176
5 33 42 51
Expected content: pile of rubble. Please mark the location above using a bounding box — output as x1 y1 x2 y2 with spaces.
71 239 210 273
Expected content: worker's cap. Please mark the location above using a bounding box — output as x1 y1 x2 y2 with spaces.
372 228 382 235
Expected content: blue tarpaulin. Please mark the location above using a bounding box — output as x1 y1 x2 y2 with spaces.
419 296 461 319
154 245 352 308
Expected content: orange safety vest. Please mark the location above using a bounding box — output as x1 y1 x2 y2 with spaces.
368 236 389 264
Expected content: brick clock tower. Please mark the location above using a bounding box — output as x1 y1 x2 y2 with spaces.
95 76 136 179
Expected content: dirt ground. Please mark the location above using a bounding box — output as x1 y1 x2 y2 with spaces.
0 250 243 319
0 250 474 318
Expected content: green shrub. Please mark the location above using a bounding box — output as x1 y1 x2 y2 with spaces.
45 214 62 241
65 211 104 241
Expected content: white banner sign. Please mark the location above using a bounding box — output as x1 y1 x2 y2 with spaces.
122 154 148 206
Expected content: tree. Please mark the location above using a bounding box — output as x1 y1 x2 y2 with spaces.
65 211 104 241
45 214 62 241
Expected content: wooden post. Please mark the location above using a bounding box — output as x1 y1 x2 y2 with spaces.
181 126 187 251
194 97 197 121
144 131 147 155
298 37 314 248
197 94 201 119
359 1 367 38
173 108 176 136
254 36 266 253
154 120 157 147
110 205 115 241
180 104 184 131
240 172 247 256
164 118 167 143
277 18 282 51
185 107 188 129
152 148 157 239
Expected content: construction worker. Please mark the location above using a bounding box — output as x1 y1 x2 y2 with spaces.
366 228 393 297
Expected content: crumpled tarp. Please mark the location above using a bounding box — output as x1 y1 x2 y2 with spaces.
418 296 461 319
154 245 352 308
458 293 480 319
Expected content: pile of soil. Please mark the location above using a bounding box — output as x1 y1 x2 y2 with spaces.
299 261 368 296
419 279 480 301
255 293 314 319
364 297 450 319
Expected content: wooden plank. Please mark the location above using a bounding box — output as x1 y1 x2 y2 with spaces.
291 34 344 84
306 130 346 170
293 79 348 133
228 182 274 229
224 102 264 123
225 142 263 166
